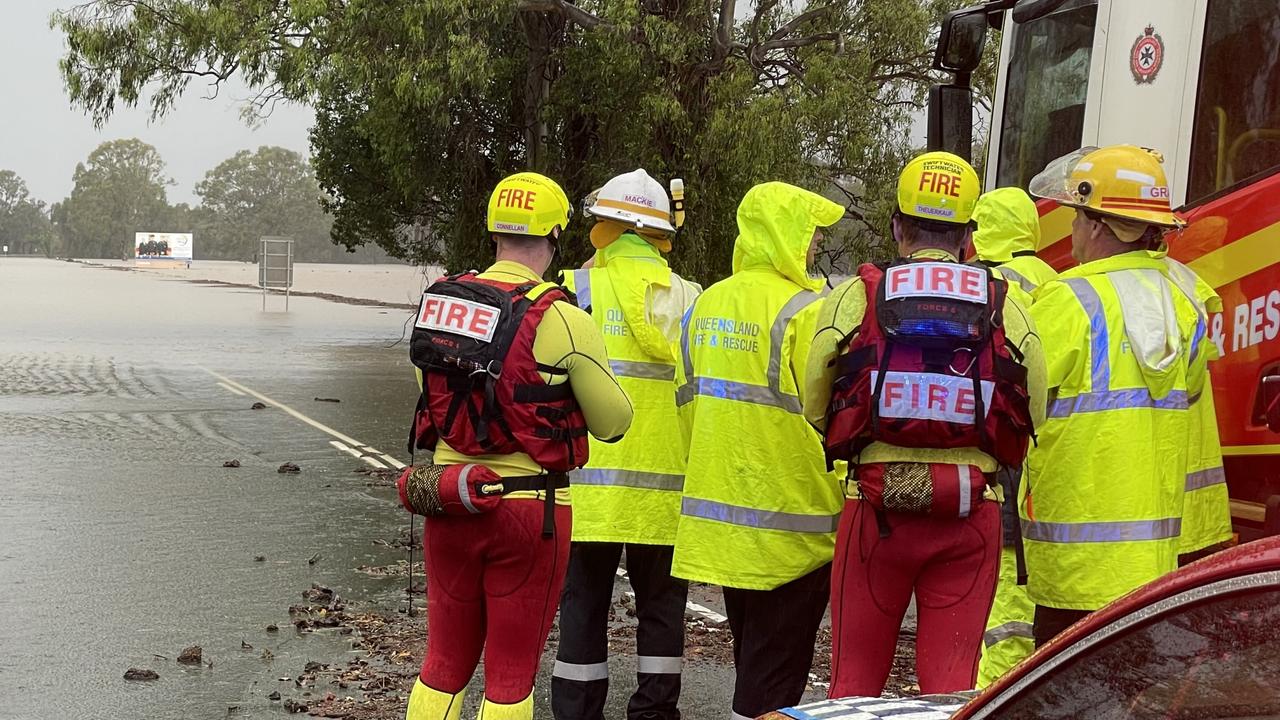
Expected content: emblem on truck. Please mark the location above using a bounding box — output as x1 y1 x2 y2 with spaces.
1130 25 1164 84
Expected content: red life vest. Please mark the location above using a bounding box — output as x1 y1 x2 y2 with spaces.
824 259 1034 468
408 273 590 472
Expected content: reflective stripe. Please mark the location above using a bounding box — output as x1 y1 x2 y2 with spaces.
1047 389 1189 418
1064 278 1109 390
679 304 696 387
1189 314 1207 366
675 376 802 413
458 464 480 514
998 267 1037 294
574 468 684 491
681 496 839 534
1186 466 1226 492
1021 517 1182 544
766 290 820 397
610 359 676 381
958 465 972 518
984 621 1034 648
552 660 609 682
676 290 817 413
572 269 592 310
636 655 682 675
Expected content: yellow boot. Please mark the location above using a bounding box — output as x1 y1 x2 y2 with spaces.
405 678 466 720
477 693 533 720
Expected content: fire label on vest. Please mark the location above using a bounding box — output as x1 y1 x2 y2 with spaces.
417 294 501 342
885 263 988 304
872 371 994 424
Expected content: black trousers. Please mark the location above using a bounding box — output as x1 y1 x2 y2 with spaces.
1033 605 1090 648
552 542 688 720
722 564 831 719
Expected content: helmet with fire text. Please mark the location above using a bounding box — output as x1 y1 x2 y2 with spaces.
897 151 982 226
486 172 573 239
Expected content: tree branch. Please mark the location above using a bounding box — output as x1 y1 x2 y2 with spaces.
767 6 830 42
517 0 607 30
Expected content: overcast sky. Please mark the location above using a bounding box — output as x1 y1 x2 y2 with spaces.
0 1 315 207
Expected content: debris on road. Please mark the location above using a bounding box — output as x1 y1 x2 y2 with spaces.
124 668 159 681
254 555 266 562
308 552 322 565
314 397 341 403
176 646 202 665
278 462 301 474
268 691 282 701
251 402 268 410
241 640 254 650
223 459 241 468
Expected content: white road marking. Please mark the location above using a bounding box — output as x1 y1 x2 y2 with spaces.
684 601 728 625
329 440 365 459
615 564 727 625
203 368 409 470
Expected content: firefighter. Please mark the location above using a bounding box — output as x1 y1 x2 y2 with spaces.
1022 145 1207 646
400 172 634 720
805 152 1046 697
1161 258 1232 564
552 170 702 720
969 187 1058 687
672 182 845 719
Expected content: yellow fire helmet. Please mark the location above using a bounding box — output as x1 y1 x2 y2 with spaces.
1029 145 1183 229
897 151 982 225
486 172 573 239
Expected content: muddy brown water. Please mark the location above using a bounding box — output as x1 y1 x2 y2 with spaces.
0 259 424 719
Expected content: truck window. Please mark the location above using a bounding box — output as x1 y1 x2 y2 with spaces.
995 1 1097 190
1187 0 1280 204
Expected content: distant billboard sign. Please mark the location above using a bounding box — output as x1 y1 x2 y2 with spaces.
135 232 193 262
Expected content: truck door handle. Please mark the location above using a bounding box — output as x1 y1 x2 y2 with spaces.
1262 374 1280 432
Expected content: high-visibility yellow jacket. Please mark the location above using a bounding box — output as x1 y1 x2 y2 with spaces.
972 187 1059 307
1023 250 1207 611
804 249 1047 478
1163 257 1231 554
560 234 702 545
997 255 1059 308
671 182 845 590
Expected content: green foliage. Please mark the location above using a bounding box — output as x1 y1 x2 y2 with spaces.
195 145 387 262
0 170 59 256
56 0 990 282
56 138 172 258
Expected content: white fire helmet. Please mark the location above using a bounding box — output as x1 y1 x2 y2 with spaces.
584 169 678 234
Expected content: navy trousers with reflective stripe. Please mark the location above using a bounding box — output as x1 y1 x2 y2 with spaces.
552 542 688 720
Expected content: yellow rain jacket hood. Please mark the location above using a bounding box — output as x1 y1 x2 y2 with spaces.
732 182 844 292
973 187 1041 264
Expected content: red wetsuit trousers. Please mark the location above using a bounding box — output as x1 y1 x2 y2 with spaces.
418 499 572 703
829 499 999 698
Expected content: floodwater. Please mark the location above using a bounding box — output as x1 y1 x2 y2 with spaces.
0 259 421 719
0 259 747 720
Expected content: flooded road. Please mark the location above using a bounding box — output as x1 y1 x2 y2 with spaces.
1 258 423 719
0 259 755 719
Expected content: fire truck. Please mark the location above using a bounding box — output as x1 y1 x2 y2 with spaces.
927 0 1280 539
